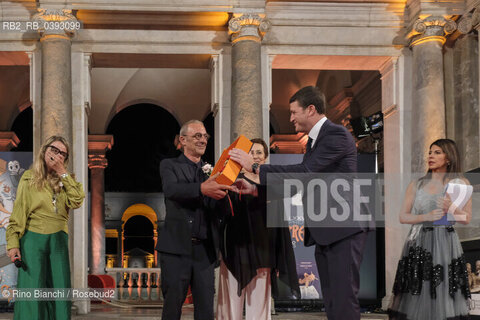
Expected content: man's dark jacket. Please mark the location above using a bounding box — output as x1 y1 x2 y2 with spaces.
156 154 223 258
260 119 372 246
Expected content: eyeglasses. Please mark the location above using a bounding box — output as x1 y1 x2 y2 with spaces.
48 145 68 159
183 133 211 141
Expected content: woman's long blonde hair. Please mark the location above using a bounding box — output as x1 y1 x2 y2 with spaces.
30 136 70 193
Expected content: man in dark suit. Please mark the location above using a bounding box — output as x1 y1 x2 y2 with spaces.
229 86 370 320
157 119 232 320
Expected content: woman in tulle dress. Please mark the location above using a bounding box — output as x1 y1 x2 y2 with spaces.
388 139 472 320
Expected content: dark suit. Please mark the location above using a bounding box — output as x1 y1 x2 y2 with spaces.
260 119 370 320
157 154 221 320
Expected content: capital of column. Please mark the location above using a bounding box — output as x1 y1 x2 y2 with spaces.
88 155 108 169
407 16 457 47
88 135 114 169
455 13 473 34
471 7 480 31
0 132 20 151
33 8 79 40
228 14 271 44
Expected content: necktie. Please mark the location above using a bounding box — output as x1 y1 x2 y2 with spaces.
306 137 313 153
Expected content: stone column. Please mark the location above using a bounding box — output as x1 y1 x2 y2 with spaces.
88 135 113 275
443 13 480 172
33 9 77 144
116 226 123 267
153 228 158 267
27 50 42 156
229 14 270 140
71 51 91 314
453 33 479 171
0 132 19 151
211 54 229 158
211 51 233 157
261 53 275 148
467 10 480 171
407 16 456 172
105 221 123 268
379 52 413 309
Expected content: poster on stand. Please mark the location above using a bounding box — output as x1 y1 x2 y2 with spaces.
0 152 32 300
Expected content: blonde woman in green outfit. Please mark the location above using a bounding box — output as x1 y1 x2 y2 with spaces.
6 136 85 320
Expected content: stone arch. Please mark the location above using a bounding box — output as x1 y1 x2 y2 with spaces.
107 68 210 133
120 203 159 267
0 66 29 131
9 102 33 151
105 99 180 134
121 203 158 230
316 70 355 104
7 101 31 132
104 103 181 192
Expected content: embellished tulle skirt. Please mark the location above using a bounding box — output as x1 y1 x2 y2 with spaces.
388 225 471 320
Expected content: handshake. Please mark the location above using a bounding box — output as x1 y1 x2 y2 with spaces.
200 172 257 200
200 147 258 200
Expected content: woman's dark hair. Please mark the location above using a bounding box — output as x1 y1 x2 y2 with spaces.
419 138 463 188
251 138 269 158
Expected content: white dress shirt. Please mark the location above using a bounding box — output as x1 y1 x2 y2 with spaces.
308 116 328 148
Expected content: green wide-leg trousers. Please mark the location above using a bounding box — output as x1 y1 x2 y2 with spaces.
14 230 71 320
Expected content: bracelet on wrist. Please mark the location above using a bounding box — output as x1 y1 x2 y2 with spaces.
60 173 69 179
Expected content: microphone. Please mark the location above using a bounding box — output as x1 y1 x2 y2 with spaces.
13 256 26 271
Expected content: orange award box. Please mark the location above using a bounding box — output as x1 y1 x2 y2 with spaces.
211 135 253 185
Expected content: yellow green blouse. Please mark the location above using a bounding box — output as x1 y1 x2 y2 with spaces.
6 169 85 250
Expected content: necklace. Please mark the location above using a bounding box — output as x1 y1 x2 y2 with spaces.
51 180 63 214
52 193 58 214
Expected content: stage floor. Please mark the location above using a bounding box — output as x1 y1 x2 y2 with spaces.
75 305 389 319
0 305 389 319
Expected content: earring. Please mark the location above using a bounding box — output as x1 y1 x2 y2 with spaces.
447 162 450 166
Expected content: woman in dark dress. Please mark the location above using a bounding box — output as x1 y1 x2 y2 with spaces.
216 138 299 320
